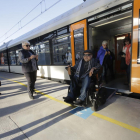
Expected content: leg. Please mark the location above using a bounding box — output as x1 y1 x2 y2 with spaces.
64 75 78 103
32 71 37 93
109 64 114 79
78 75 91 101
126 64 130 84
24 72 34 99
102 65 108 83
67 75 78 99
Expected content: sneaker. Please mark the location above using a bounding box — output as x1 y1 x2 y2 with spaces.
64 96 74 103
74 98 83 106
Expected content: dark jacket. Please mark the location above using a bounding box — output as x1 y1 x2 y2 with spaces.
97 46 110 65
72 58 101 79
19 49 39 73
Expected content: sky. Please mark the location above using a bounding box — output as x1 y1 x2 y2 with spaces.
0 0 84 45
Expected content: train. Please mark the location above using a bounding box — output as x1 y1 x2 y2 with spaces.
0 0 140 94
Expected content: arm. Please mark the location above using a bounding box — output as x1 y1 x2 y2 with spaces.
89 58 101 77
18 51 30 63
93 58 101 70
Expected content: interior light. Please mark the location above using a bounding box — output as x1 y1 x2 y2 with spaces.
117 36 125 40
95 16 132 27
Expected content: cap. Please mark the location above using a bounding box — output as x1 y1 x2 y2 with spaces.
83 50 92 54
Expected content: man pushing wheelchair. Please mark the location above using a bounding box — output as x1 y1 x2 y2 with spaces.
63 50 101 106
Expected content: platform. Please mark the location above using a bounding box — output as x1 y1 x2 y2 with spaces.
0 72 140 140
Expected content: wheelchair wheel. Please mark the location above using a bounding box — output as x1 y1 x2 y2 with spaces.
91 100 99 111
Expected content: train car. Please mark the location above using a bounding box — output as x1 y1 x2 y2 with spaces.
0 0 140 94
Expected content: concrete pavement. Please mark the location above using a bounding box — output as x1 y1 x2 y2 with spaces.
0 72 140 140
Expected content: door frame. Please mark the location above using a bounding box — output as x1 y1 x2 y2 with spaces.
131 0 140 93
70 19 88 66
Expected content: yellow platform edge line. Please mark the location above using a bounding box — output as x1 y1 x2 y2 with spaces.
0 77 71 106
92 112 140 134
1 76 140 134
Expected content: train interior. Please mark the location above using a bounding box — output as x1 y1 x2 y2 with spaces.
88 10 132 93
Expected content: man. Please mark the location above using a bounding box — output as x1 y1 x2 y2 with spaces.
19 41 38 99
64 50 101 106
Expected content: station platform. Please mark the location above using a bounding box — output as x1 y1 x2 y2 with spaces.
0 72 140 140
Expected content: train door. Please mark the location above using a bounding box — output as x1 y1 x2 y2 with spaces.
131 0 140 94
70 19 88 66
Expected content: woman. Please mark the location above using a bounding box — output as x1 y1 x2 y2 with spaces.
19 41 39 99
97 40 112 83
122 37 131 85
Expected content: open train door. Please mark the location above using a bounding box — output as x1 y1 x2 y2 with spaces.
131 0 140 94
70 19 88 66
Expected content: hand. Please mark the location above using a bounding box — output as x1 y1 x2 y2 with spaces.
36 55 38 60
105 51 107 55
121 55 125 58
108 51 110 55
67 64 71 67
29 55 36 60
89 67 96 77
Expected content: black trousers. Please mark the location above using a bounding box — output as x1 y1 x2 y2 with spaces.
24 71 37 95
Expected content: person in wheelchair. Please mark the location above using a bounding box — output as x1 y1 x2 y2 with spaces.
64 50 101 106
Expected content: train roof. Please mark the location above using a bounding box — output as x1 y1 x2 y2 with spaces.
3 0 129 49
0 40 12 51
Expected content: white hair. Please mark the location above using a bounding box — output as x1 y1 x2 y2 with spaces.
22 40 30 46
102 40 108 45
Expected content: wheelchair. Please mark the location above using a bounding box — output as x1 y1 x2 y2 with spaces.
64 66 107 111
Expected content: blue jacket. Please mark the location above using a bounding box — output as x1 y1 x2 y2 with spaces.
97 46 109 65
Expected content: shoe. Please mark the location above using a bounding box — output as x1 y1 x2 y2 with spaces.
29 94 34 99
64 96 74 103
74 98 83 106
33 91 38 95
63 97 67 99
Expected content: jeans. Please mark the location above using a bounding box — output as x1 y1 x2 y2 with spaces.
24 71 37 96
68 75 91 101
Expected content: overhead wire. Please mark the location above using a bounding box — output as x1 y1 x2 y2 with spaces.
0 0 62 44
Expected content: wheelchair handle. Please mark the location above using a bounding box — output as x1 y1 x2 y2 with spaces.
68 67 71 75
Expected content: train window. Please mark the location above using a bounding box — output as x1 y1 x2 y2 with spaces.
74 28 84 60
0 51 8 65
36 43 51 65
9 51 16 65
138 9 140 64
52 34 71 65
16 49 22 65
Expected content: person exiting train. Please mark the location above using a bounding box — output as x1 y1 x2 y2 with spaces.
19 41 39 99
66 50 72 65
122 37 131 86
97 41 113 83
64 50 101 106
